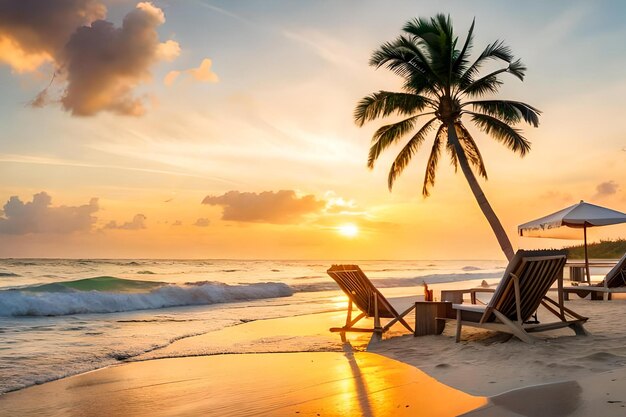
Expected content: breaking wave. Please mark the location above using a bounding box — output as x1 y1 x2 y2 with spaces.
0 277 293 317
462 266 482 271
291 272 502 293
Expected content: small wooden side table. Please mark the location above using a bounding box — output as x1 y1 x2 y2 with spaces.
414 301 453 337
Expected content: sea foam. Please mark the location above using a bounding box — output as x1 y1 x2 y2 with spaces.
0 280 293 317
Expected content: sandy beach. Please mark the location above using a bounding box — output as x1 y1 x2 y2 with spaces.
0 353 486 417
2 296 626 416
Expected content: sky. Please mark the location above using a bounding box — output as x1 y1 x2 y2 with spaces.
0 0 625 260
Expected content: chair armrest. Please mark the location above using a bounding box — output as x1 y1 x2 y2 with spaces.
441 287 494 305
452 303 487 313
469 288 495 294
387 296 421 313
468 288 495 305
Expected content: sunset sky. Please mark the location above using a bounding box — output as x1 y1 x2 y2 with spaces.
1 0 625 259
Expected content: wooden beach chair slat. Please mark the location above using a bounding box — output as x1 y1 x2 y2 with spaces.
605 253 626 288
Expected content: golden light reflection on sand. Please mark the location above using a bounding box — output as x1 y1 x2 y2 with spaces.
0 352 487 417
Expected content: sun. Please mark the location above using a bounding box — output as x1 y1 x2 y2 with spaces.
337 223 359 238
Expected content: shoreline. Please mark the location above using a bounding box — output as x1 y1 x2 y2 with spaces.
2 298 626 415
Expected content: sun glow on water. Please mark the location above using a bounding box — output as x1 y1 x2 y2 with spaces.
337 223 359 238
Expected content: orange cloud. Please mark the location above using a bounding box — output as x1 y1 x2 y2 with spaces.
0 0 105 73
157 40 181 62
0 36 52 73
194 218 210 227
165 58 219 86
104 214 147 230
202 190 325 224
163 71 180 86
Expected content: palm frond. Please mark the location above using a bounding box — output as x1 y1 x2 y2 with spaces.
391 35 432 67
368 115 421 168
387 117 438 190
467 112 531 155
430 14 456 78
508 59 527 81
403 14 454 50
451 18 475 79
370 36 434 79
395 40 443 95
464 100 541 127
479 40 514 62
354 91 431 126
460 40 514 86
403 14 456 82
369 40 418 78
370 35 445 94
422 124 446 196
461 71 504 97
446 139 458 171
456 123 488 179
402 75 441 97
402 16 442 40
461 62 527 99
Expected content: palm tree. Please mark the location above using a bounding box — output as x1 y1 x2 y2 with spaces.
355 14 540 261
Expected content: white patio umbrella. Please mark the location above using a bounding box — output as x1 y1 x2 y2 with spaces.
518 201 626 282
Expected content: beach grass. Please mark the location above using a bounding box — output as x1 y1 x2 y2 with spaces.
565 239 626 259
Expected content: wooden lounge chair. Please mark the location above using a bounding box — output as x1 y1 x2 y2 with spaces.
327 265 417 334
452 250 588 343
563 253 626 301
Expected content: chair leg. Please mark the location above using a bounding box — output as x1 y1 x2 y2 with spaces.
345 300 353 326
570 322 589 336
397 317 413 333
455 309 462 342
330 312 366 332
370 331 383 344
373 295 382 333
383 305 415 333
493 310 536 344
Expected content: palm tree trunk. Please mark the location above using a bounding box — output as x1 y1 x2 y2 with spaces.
447 121 515 261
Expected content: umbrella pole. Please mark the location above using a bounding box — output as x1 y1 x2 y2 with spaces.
584 224 591 284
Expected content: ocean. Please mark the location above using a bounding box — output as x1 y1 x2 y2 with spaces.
0 258 507 394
